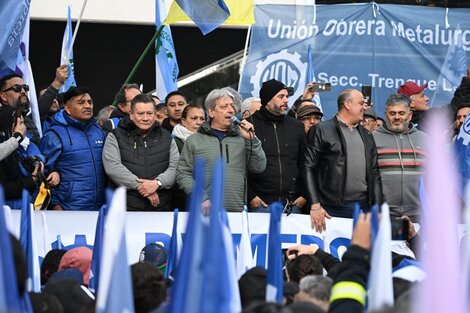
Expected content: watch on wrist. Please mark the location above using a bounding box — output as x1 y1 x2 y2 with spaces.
156 180 162 188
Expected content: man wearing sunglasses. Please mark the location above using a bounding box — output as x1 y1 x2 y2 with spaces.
0 74 40 145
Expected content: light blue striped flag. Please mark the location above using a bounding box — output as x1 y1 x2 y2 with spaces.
155 0 179 99
173 0 230 35
0 0 31 72
60 5 77 92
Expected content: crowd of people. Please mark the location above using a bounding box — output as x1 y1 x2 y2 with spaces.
1 62 470 312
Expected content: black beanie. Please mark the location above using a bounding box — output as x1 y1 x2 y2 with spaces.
259 79 288 106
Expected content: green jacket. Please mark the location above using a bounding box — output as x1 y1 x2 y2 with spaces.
176 121 266 211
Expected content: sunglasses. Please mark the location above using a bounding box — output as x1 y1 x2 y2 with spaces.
2 84 29 93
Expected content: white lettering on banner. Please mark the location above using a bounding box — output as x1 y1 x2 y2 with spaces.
316 71 438 90
317 72 360 87
7 0 30 47
10 211 354 265
268 19 319 39
323 19 385 37
391 21 470 51
265 17 470 51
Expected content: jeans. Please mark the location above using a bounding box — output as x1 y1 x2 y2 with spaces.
249 205 303 214
323 199 370 218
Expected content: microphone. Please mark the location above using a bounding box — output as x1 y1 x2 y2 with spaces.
231 116 254 132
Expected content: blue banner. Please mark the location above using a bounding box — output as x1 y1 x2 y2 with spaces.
239 3 470 119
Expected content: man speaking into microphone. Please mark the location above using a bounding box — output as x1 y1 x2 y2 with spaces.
176 87 266 212
247 79 307 214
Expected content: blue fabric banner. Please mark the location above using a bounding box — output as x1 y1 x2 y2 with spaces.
239 3 470 119
0 0 31 72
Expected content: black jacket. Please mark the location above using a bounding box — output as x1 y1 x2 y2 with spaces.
247 107 306 205
304 116 382 207
328 245 370 313
112 116 172 211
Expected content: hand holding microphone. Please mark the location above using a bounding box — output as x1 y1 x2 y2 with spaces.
231 116 255 139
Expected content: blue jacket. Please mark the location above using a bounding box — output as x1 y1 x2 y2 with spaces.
39 110 106 211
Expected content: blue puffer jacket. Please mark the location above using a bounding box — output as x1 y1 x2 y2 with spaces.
39 109 106 211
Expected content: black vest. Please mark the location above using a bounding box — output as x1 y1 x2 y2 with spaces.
113 120 172 211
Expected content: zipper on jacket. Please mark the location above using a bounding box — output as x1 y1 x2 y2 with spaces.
273 123 283 201
85 131 99 210
225 144 229 163
144 139 149 175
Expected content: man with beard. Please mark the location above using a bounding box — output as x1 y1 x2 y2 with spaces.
0 74 40 145
247 79 307 213
373 93 427 222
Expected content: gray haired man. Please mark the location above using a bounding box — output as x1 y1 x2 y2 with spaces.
176 87 266 211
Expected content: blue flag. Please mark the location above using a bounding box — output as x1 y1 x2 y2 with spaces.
370 204 380 246
173 0 230 35
306 44 322 111
266 202 283 303
165 208 179 278
60 5 77 92
169 159 208 313
0 0 31 72
0 186 22 312
199 158 241 313
96 188 134 313
19 190 40 292
51 235 65 250
155 0 179 99
89 204 108 293
455 114 470 195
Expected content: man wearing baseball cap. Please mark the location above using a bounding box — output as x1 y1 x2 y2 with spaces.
247 79 307 214
397 81 429 130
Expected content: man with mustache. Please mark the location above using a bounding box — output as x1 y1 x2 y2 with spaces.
39 87 106 211
247 79 307 214
0 74 40 145
373 93 427 222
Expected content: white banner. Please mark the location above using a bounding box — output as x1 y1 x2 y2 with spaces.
10 211 356 265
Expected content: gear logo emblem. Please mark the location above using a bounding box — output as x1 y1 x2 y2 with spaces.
250 49 307 101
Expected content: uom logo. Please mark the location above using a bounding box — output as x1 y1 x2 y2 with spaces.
250 49 307 98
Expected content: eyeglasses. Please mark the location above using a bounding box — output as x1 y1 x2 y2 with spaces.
2 84 29 93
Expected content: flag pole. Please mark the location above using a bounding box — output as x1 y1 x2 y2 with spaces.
65 0 88 63
237 25 252 92
112 25 164 105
